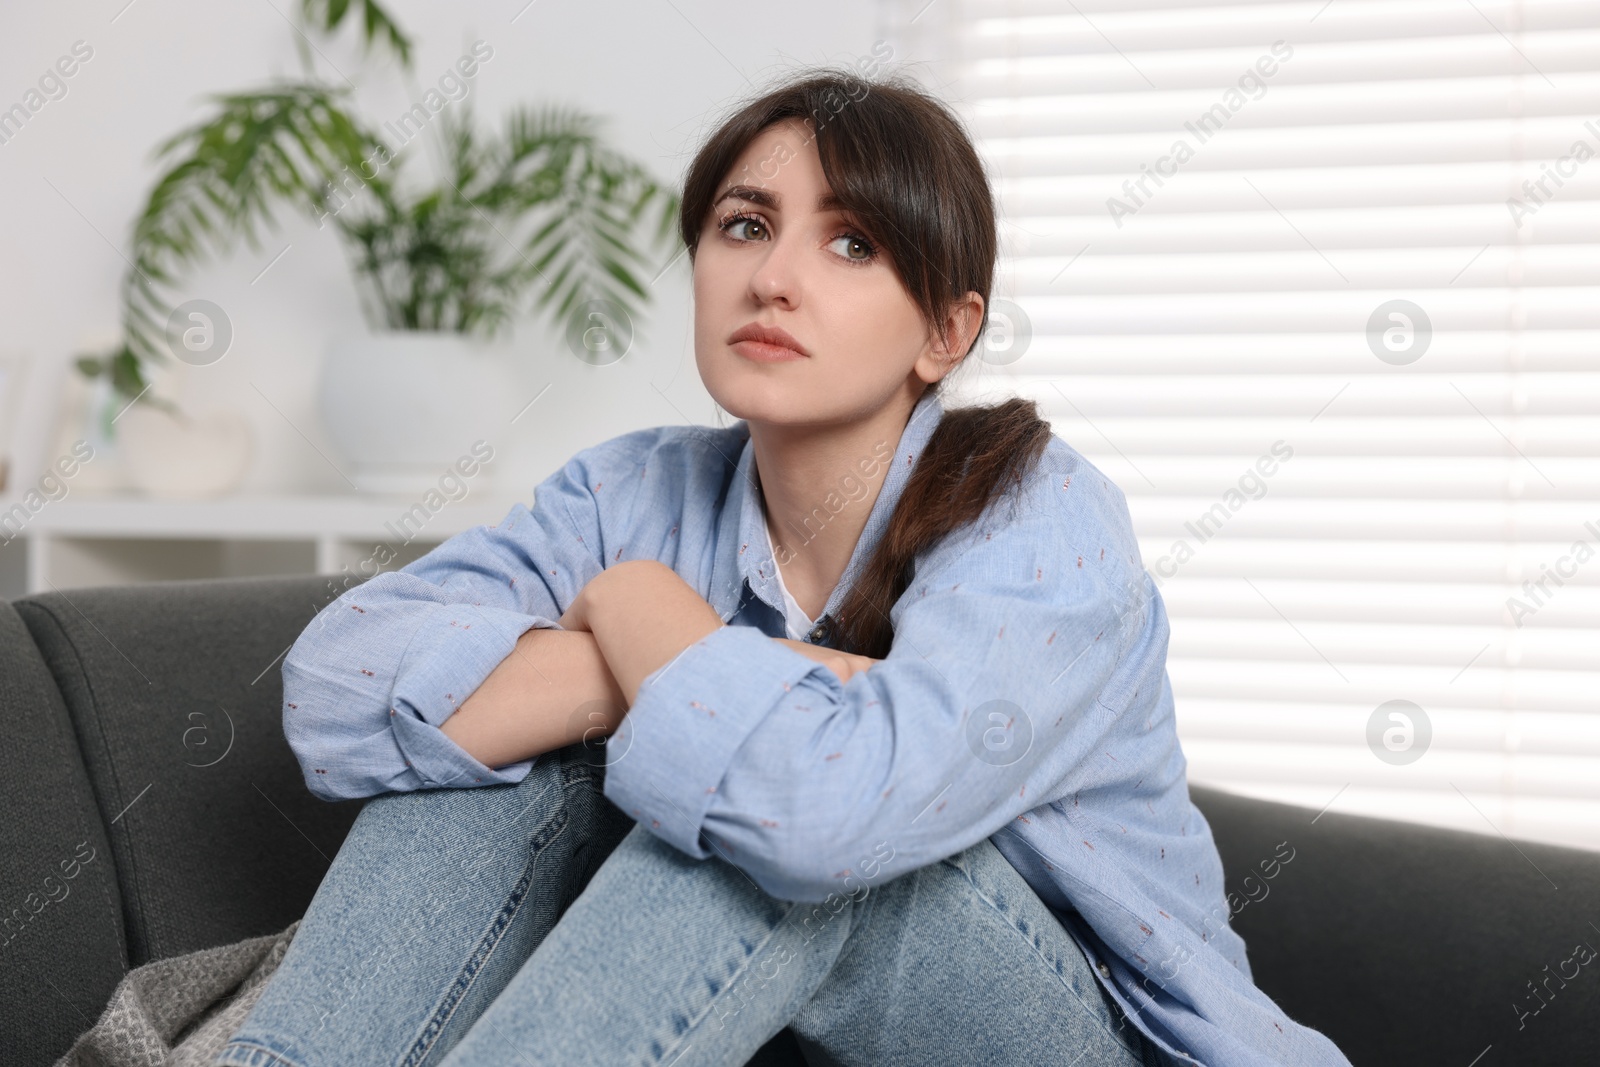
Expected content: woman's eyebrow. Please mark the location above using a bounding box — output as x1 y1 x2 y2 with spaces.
712 185 844 213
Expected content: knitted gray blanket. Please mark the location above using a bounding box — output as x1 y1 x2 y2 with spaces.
53 920 299 1067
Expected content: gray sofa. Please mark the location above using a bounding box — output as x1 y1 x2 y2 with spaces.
3 574 1597 1066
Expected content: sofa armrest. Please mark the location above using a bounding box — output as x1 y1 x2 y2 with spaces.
0 598 126 1067
13 576 366 972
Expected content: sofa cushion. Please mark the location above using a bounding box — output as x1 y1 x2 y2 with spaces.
1191 782 1600 1066
15 576 364 970
0 598 127 1066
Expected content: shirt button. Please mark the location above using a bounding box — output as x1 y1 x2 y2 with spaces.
807 622 827 643
1097 961 1112 979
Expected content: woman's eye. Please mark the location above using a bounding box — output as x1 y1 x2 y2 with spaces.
722 214 766 240
829 234 875 263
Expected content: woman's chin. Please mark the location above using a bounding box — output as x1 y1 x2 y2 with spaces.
715 396 797 428
705 373 815 424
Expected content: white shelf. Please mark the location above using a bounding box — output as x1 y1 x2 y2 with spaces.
17 492 512 537
5 492 516 597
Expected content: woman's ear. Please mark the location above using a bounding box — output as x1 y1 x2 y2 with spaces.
917 292 986 383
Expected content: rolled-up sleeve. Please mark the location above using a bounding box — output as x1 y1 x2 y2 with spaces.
604 498 1148 902
282 436 650 802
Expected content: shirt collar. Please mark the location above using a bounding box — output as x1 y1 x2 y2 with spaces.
708 388 947 629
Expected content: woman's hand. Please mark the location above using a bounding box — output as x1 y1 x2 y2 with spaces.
566 561 726 705
772 637 882 684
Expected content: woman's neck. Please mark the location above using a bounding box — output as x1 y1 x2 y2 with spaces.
749 398 915 623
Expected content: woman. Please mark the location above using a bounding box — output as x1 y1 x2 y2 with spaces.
218 69 1351 1067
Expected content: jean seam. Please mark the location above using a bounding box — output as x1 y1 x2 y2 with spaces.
561 762 602 789
559 742 605 787
945 857 1145 1061
657 895 819 1064
215 1036 310 1067
397 804 572 1067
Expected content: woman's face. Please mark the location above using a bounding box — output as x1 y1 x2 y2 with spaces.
692 117 965 431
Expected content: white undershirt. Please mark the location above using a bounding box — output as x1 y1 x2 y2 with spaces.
763 519 816 640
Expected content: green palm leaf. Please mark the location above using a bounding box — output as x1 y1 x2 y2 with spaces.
119 83 382 365
300 0 412 66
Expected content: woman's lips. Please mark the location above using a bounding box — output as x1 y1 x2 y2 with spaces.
731 339 807 362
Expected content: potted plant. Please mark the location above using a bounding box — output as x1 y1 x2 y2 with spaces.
78 0 679 493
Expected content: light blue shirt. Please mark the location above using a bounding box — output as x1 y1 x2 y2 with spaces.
281 388 1351 1066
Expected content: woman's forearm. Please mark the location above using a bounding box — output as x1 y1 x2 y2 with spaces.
439 626 627 770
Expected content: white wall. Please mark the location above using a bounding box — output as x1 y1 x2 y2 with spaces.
0 0 890 513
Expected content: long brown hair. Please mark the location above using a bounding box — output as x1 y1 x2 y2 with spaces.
679 67 1055 659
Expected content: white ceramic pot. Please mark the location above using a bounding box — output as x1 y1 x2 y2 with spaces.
118 403 254 498
317 331 519 494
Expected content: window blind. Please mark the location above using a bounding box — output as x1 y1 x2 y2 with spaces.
883 0 1600 852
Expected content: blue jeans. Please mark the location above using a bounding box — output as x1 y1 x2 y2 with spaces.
217 742 1169 1067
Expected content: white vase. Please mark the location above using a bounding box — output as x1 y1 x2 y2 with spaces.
118 403 254 498
317 331 520 494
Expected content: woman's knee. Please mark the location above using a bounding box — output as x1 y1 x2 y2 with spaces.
346 746 603 863
509 824 867 1059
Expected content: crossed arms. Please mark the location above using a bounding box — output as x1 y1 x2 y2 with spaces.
438 560 879 771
